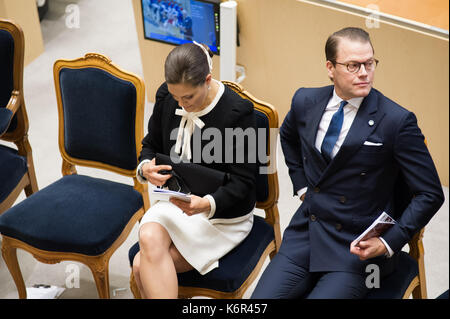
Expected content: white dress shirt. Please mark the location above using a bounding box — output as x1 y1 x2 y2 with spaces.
314 90 363 158
297 89 393 257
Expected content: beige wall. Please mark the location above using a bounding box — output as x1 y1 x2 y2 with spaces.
0 0 44 65
341 0 449 30
131 0 449 185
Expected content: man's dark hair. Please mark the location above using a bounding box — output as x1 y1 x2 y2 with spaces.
325 27 374 62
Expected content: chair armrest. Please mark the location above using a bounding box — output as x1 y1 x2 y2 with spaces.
5 90 21 114
1 91 20 136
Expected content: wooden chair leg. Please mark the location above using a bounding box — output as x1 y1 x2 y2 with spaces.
88 259 110 299
23 138 38 197
1 237 27 299
24 168 38 197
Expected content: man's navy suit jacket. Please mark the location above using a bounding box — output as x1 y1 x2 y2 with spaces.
279 85 444 275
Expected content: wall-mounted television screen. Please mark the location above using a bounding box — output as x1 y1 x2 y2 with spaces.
141 0 220 54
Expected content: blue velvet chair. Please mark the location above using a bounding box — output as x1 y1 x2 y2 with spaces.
128 81 281 299
0 19 38 214
0 53 149 298
436 290 448 299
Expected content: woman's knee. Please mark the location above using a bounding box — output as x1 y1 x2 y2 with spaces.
139 223 171 261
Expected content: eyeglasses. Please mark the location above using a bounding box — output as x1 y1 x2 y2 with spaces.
333 58 379 73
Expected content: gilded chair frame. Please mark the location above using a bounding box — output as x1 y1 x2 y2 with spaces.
0 19 38 213
129 80 281 299
1 53 149 299
402 228 426 299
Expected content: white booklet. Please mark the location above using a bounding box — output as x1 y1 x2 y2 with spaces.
26 285 65 299
151 188 191 203
353 211 396 246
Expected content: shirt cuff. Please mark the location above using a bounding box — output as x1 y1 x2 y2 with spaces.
203 194 216 219
136 159 151 184
379 237 394 258
297 187 308 201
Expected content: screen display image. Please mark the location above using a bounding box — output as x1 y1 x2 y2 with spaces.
141 0 220 54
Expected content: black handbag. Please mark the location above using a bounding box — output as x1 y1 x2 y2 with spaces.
155 153 230 196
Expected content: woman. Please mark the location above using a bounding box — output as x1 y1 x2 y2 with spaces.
133 42 256 298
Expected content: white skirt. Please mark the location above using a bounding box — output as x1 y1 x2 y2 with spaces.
139 200 253 275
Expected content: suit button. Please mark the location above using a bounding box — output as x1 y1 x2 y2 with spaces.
314 187 320 193
339 196 346 203
310 214 317 222
335 223 342 231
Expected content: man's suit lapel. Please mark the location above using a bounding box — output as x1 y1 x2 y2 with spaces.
304 87 333 172
317 89 386 184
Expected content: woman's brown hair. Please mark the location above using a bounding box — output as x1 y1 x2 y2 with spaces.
164 43 213 87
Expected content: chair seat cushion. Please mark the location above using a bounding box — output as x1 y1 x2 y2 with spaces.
0 145 27 203
128 215 274 293
0 174 143 256
0 108 13 135
436 289 449 299
366 251 419 299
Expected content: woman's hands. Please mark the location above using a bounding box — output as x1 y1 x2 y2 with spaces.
141 158 172 187
142 158 211 216
170 195 211 216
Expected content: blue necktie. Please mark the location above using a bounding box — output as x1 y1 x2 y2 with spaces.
321 100 347 162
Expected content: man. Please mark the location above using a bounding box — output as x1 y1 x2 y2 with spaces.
251 27 444 299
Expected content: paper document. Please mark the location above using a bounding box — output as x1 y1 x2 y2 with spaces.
26 285 65 299
151 188 191 203
354 212 396 246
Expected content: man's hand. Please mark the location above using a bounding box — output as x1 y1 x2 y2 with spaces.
141 158 172 187
170 195 211 216
350 237 387 260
